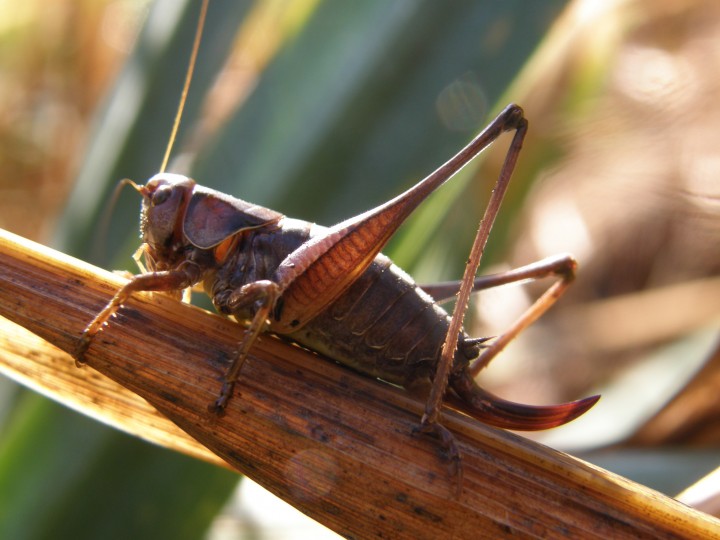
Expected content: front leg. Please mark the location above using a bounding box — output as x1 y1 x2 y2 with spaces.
210 280 280 413
75 263 202 364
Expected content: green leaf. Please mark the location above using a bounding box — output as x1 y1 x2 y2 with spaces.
0 394 236 540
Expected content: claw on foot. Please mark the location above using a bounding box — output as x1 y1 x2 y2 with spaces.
413 420 463 496
74 332 93 367
208 380 235 415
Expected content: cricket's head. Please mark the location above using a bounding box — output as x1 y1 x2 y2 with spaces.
135 172 284 271
137 173 196 269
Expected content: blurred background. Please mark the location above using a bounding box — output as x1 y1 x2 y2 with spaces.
0 0 718 537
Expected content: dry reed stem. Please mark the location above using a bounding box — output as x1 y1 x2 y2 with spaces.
1 228 718 539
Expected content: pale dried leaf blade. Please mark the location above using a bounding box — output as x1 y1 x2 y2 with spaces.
0 316 226 468
677 466 720 518
553 278 720 353
1 228 719 538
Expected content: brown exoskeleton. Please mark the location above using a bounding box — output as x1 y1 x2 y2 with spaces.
75 1 598 487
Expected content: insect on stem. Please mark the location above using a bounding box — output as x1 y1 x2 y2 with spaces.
75 0 600 501
159 0 209 173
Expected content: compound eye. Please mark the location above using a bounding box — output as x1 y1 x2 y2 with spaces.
151 185 173 206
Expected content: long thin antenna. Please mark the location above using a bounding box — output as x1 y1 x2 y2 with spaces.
159 0 209 173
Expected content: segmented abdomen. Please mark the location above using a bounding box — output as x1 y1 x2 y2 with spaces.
288 254 472 387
